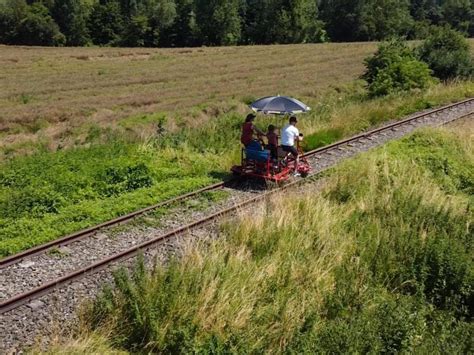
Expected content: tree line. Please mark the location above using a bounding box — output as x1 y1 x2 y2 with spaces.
0 0 473 47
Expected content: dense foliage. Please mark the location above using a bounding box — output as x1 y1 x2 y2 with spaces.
0 0 473 46
363 39 434 96
418 25 474 80
85 127 473 353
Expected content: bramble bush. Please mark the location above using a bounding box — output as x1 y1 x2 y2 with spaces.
418 26 473 81
362 39 434 97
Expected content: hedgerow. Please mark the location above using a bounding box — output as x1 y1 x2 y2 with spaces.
418 26 474 81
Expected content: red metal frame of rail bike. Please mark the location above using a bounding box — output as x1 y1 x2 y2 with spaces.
0 98 472 314
231 139 311 182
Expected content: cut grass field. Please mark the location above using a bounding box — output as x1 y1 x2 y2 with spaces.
0 42 377 156
47 122 473 353
0 43 473 256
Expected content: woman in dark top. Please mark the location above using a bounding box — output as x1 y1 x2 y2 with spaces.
241 113 264 147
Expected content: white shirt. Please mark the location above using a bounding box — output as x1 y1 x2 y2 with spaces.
281 124 299 146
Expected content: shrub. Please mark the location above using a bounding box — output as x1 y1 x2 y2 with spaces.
0 184 64 218
362 39 434 97
418 26 473 81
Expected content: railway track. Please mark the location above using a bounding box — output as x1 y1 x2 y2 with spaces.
0 98 472 323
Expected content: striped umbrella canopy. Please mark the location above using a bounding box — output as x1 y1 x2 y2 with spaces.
250 96 311 115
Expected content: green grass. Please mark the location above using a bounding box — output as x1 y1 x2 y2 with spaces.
0 142 226 256
66 124 473 353
0 80 472 256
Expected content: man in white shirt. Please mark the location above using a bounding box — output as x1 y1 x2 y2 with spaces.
281 116 303 176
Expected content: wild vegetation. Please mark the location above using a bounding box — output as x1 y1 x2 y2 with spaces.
419 25 474 80
0 0 473 47
363 28 472 97
47 122 473 353
0 39 473 256
362 39 434 97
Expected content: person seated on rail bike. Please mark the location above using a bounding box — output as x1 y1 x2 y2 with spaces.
281 116 303 176
241 113 265 148
265 124 278 160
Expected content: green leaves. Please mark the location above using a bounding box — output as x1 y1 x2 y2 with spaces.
418 25 474 81
363 39 434 97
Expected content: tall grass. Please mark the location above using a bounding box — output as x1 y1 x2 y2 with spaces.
71 125 473 353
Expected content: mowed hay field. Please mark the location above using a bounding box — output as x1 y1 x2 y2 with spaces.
0 43 376 154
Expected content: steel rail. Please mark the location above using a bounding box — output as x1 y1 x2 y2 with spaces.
0 182 226 268
0 98 472 314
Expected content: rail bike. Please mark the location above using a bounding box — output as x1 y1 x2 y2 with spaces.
231 95 312 183
231 138 311 182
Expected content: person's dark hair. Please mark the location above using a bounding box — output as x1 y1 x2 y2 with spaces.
268 124 275 131
289 116 298 123
245 114 256 122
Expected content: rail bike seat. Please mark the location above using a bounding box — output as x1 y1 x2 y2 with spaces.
245 149 270 162
245 141 270 162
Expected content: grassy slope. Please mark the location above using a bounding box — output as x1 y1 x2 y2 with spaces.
0 43 473 256
52 122 473 354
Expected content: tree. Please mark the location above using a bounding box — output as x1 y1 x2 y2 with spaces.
88 1 124 45
51 0 89 45
18 5 65 46
291 0 327 43
158 0 195 46
121 14 149 46
0 0 28 43
359 0 413 41
269 0 326 44
441 0 473 34
363 39 434 97
418 26 473 80
147 0 177 46
194 0 241 45
240 0 271 44
319 0 364 42
409 0 443 23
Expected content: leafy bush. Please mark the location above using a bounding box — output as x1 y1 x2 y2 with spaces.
418 26 473 81
0 184 64 218
363 39 434 97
